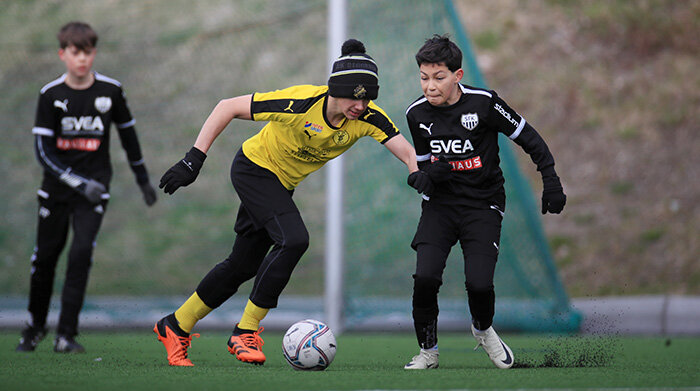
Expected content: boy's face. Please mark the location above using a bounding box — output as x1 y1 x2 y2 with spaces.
419 62 463 106
334 97 370 120
58 44 96 79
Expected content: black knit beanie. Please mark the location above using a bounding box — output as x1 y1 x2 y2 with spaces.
327 39 379 100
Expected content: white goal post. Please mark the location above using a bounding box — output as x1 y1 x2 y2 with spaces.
323 0 347 334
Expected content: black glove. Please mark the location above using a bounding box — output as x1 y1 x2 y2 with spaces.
424 156 452 183
407 171 434 196
541 175 566 214
79 179 107 204
159 147 207 195
139 182 157 206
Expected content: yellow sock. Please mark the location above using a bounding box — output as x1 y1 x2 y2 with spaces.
174 292 213 333
237 300 269 331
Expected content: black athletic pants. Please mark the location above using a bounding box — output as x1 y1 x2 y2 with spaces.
28 189 106 337
195 149 309 310
410 200 502 348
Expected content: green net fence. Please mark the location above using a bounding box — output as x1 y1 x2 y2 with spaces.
0 0 579 332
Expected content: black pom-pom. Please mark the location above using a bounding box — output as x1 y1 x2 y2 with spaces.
341 39 365 55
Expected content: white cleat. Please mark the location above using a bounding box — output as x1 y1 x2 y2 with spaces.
471 324 514 369
404 348 439 369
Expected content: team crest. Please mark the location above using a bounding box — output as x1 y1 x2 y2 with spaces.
332 130 350 145
94 97 112 113
353 85 367 99
461 113 479 131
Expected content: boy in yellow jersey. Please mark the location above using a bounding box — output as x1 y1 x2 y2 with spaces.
153 39 420 367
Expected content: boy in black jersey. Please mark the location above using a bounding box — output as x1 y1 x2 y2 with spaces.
16 21 157 353
404 35 566 369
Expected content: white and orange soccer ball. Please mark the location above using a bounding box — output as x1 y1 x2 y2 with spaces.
282 319 337 371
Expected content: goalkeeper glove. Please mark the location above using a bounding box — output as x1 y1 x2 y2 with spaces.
79 179 107 204
139 182 157 206
159 147 207 195
425 156 452 183
541 175 566 214
407 171 434 196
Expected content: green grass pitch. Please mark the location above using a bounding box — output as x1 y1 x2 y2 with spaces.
2 330 698 391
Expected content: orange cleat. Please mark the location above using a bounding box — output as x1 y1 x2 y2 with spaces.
154 315 200 367
227 326 266 365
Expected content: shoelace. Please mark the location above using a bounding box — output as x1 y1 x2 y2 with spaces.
238 327 265 349
473 335 504 358
174 333 200 359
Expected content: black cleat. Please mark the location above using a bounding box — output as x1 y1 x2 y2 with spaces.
54 334 86 353
16 324 47 352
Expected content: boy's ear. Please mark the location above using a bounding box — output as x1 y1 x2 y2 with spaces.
454 68 464 83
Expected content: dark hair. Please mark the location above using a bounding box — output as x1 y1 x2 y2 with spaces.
415 34 462 72
57 21 98 50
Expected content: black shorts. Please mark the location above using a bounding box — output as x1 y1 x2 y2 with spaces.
230 148 297 233
411 201 503 260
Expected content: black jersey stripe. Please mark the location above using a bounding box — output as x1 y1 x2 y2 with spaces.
359 107 398 142
251 94 325 115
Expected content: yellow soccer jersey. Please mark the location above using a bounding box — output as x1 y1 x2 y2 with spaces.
242 84 399 189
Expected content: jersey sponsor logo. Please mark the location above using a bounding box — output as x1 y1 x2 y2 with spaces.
441 155 482 171
284 100 294 112
291 146 330 162
304 121 323 133
53 99 68 112
332 130 349 145
61 116 105 133
494 103 519 127
419 122 434 135
429 139 474 154
461 113 478 131
94 96 112 113
56 137 102 151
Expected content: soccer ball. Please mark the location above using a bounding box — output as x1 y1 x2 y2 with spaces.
282 319 337 371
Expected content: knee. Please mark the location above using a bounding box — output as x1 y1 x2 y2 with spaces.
464 279 494 294
413 274 441 296
69 242 95 260
281 227 309 255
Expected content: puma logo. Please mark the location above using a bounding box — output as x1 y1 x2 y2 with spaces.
54 99 68 112
303 130 314 140
284 100 294 112
363 109 375 120
419 122 433 135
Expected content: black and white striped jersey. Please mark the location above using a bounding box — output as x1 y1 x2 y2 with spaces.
406 84 555 210
32 72 145 195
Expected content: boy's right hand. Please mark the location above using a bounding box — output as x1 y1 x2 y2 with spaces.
159 147 207 194
407 171 434 196
81 179 107 204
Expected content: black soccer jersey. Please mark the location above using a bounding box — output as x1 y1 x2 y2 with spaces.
32 72 140 193
406 84 555 210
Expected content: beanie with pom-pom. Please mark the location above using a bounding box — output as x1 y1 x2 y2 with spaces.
328 39 379 100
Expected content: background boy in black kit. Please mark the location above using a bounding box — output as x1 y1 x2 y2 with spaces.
16 21 157 353
404 35 566 369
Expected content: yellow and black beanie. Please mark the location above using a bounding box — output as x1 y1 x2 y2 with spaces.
328 39 379 100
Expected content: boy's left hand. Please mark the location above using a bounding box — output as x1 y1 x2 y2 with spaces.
425 156 452 183
139 182 157 206
541 175 566 214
